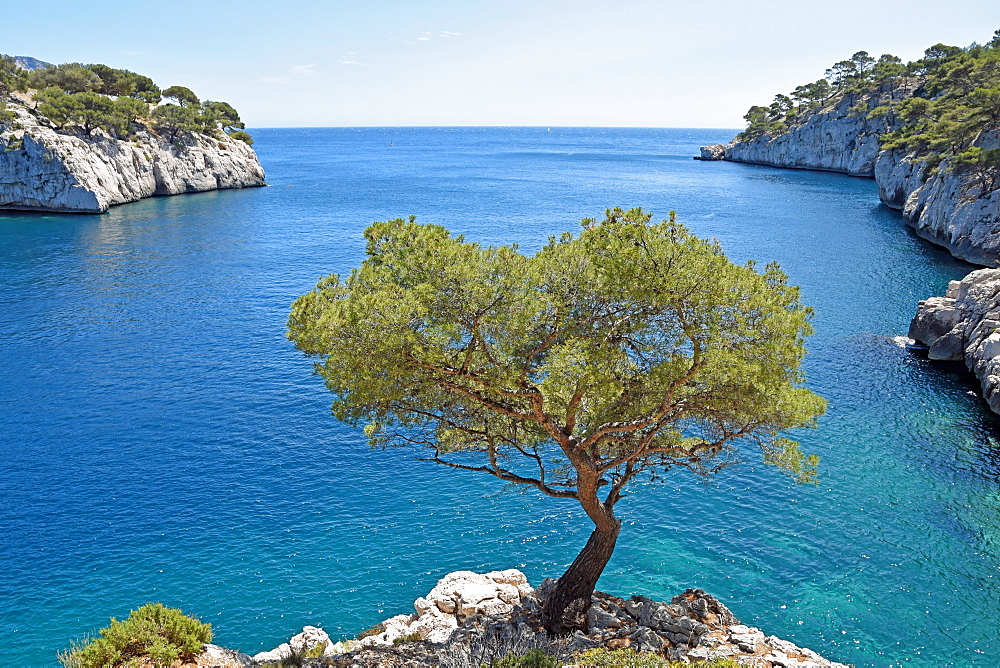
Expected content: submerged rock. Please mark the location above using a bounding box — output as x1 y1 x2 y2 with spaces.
0 98 265 213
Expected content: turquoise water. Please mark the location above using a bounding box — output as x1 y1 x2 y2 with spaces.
1 127 997 666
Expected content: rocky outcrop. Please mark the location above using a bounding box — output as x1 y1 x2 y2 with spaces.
695 144 726 160
876 134 1000 266
193 644 255 667
712 94 1000 266
0 98 264 213
910 269 1000 413
722 95 885 176
248 569 847 667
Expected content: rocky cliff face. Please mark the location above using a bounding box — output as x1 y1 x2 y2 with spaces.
876 134 1000 266
243 569 849 667
718 94 1000 413
721 100 1000 266
723 95 885 176
910 269 1000 413
0 99 264 213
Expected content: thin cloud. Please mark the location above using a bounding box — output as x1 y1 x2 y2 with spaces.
339 52 369 67
260 64 319 84
407 30 462 43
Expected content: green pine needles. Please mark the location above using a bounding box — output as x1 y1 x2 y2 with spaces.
289 208 825 632
59 602 212 668
0 55 252 144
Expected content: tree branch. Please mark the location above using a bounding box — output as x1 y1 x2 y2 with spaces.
418 452 578 499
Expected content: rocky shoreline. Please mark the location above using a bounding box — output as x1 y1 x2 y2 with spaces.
708 99 1000 267
191 569 848 668
700 99 1000 414
0 96 265 213
909 269 1000 412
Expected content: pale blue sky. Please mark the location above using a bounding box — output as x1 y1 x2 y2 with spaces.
5 1 1000 127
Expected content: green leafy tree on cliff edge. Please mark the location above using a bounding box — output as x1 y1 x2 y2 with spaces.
287 208 826 635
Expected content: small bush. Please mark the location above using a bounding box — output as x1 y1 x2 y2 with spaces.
304 639 329 657
575 648 741 667
393 632 423 646
228 129 253 145
490 647 561 667
356 622 385 640
59 602 212 668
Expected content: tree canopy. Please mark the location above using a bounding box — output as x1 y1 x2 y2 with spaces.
150 104 201 143
161 85 199 108
288 208 825 634
0 57 252 144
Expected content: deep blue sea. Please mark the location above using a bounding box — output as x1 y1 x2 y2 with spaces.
2 127 998 667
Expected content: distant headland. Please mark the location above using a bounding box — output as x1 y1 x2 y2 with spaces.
0 55 265 213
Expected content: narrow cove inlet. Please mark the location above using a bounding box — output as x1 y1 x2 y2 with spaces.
1 127 998 666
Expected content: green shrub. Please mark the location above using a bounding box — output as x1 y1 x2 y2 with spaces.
59 602 212 668
304 639 329 657
392 632 422 645
575 648 740 667
228 129 254 145
490 647 561 667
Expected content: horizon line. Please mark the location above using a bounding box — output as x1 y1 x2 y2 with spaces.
244 125 743 131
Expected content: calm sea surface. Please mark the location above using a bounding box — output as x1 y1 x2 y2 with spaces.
1 127 998 666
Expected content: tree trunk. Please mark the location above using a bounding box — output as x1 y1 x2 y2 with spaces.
541 519 621 635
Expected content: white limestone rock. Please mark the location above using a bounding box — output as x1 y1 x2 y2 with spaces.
361 568 534 646
875 134 1000 267
723 90 1000 268
288 625 330 653
0 98 265 213
910 268 1000 413
251 642 291 663
697 144 725 160
195 643 255 667
724 94 886 176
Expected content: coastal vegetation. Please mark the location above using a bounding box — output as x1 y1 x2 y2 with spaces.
738 29 1000 185
288 207 825 636
494 647 739 667
0 54 251 144
58 603 211 668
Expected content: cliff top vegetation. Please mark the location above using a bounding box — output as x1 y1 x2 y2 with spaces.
738 29 1000 183
0 55 252 146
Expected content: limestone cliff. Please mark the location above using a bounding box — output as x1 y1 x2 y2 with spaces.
876 134 1000 266
724 94 885 176
0 98 264 213
909 269 1000 413
720 99 1000 266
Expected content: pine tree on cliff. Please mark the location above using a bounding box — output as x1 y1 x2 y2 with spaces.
287 208 826 635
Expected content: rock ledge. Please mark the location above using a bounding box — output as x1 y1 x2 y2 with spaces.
0 98 265 213
239 569 847 667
